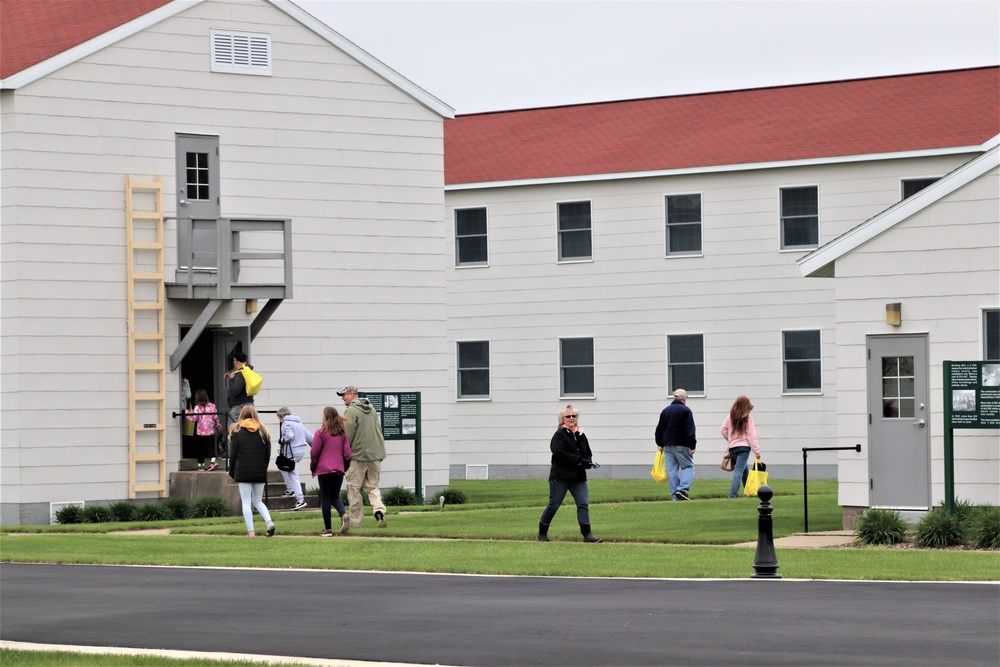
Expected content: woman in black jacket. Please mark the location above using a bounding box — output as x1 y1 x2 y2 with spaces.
536 405 602 543
228 405 275 537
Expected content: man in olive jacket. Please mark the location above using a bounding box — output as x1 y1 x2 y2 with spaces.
339 385 388 528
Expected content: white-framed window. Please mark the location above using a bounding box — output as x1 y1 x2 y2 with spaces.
901 177 939 200
457 341 490 399
780 186 819 249
560 337 594 397
665 193 702 255
667 334 705 396
558 201 592 261
985 309 1000 360
455 207 488 266
783 329 822 393
211 30 272 76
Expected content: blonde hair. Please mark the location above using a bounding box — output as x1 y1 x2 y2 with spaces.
229 404 270 439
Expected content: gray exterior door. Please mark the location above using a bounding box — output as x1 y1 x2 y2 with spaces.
867 334 930 509
213 328 250 428
175 134 220 270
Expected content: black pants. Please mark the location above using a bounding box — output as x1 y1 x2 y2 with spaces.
318 472 347 530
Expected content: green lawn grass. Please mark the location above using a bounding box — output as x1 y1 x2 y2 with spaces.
0 648 315 667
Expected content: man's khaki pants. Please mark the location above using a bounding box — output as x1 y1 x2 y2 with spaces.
345 459 386 527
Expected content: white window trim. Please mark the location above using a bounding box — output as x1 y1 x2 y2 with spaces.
780 328 824 395
665 332 706 398
454 205 490 268
456 340 491 400
778 184 820 251
558 336 596 399
556 199 594 263
664 191 705 258
211 29 272 76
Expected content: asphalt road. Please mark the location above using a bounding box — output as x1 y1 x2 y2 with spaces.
1 563 997 666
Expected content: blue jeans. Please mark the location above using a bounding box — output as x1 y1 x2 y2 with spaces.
539 479 590 525
663 445 694 500
238 482 273 533
729 450 751 498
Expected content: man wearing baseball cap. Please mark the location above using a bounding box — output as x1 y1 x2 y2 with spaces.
338 385 388 528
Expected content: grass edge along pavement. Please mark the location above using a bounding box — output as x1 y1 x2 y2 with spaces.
0 644 367 667
3 481 998 581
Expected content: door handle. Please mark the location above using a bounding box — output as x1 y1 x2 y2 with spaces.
913 419 926 427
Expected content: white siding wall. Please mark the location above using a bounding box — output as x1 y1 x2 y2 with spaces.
834 166 1000 508
0 0 449 515
444 156 975 479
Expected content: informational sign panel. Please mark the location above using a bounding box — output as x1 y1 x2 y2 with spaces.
945 361 1000 429
359 391 421 440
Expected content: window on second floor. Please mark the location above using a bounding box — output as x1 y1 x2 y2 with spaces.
457 341 490 398
666 193 702 255
901 178 939 200
783 329 822 393
560 337 594 397
667 334 705 395
558 201 592 261
985 309 1000 360
455 207 488 266
780 186 819 249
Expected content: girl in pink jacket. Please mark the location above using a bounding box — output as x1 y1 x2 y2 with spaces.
310 406 353 536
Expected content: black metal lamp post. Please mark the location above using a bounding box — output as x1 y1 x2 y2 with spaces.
751 485 781 579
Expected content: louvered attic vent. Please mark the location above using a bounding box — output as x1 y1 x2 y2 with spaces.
211 29 271 75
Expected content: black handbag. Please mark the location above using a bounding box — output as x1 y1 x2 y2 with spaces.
275 440 296 472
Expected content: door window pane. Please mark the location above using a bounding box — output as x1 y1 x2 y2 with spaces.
881 356 915 418
186 152 210 200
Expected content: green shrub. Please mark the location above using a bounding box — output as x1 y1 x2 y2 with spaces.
188 496 228 519
82 505 114 523
431 488 469 506
914 507 965 548
855 508 908 545
969 505 1000 550
305 486 319 497
54 504 85 525
382 486 419 506
135 503 171 522
163 498 192 520
340 490 367 506
108 501 137 523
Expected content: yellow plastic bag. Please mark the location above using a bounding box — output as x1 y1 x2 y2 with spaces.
240 366 263 396
744 459 768 497
651 450 668 483
182 401 196 436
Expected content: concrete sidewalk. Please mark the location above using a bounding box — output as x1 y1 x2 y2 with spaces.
732 530 855 548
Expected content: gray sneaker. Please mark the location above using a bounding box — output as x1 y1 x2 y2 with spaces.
340 514 351 535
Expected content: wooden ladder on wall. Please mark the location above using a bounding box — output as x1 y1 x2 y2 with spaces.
125 175 167 498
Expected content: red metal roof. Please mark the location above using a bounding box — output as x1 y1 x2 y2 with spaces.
444 67 1000 185
1 0 173 79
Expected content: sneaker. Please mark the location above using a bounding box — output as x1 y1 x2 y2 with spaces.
675 489 690 501
293 501 308 511
197 464 205 471
340 514 350 535
319 529 333 537
583 534 603 543
281 491 295 497
375 511 387 528
536 534 550 542
266 523 276 537
207 461 218 472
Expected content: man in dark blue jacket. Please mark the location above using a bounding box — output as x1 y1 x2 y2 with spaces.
654 388 697 500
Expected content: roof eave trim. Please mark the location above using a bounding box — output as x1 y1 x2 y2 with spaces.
797 135 1000 278
270 0 454 119
0 0 204 90
445 144 988 191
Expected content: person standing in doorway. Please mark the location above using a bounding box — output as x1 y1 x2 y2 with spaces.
537 405 602 543
338 385 388 528
654 388 697 500
187 388 222 471
227 405 275 538
224 351 254 427
310 406 352 536
276 406 312 510
721 396 761 498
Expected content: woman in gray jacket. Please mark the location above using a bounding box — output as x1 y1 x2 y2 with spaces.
276 407 313 510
